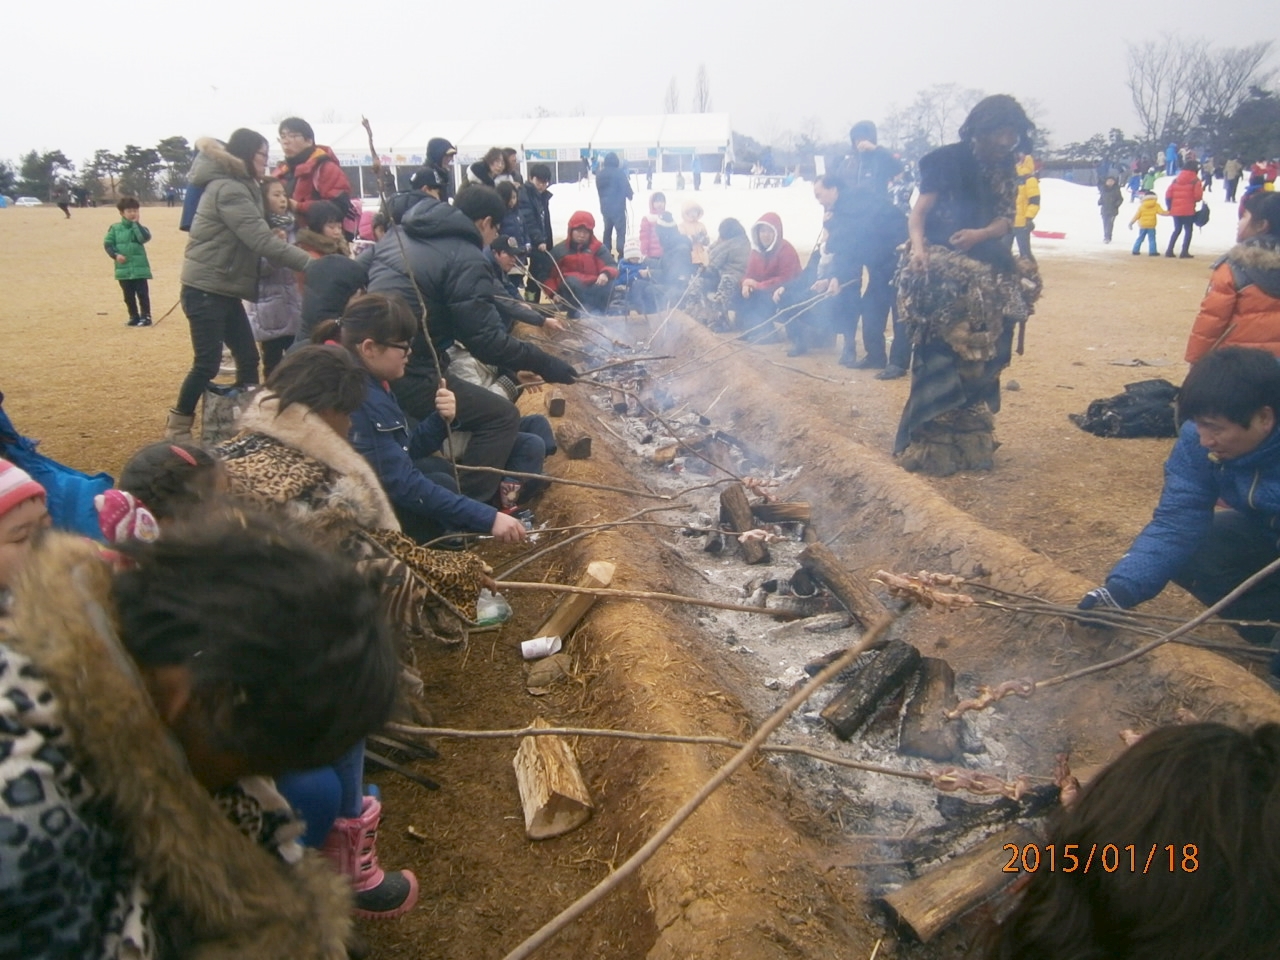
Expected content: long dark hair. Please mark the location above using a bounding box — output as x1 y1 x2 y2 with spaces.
225 128 268 179
312 293 417 355
959 95 1034 153
989 722 1280 960
119 442 221 522
264 344 368 415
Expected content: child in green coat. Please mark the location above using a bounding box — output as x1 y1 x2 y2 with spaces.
104 197 153 326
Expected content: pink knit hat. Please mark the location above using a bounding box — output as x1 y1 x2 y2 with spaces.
0 460 46 519
94 490 159 544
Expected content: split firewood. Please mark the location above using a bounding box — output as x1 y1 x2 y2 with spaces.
532 560 616 643
547 390 566 417
513 718 594 839
880 824 1037 942
1053 753 1081 809
720 483 770 564
874 570 976 611
799 542 892 628
750 501 812 524
820 640 921 740
943 677 1036 721
553 425 592 460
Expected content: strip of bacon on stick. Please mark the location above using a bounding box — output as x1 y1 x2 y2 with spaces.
873 570 976 611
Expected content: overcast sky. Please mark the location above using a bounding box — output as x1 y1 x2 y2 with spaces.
5 0 1268 165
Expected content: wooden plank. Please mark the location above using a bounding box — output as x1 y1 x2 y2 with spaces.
798 542 891 627
720 482 769 564
899 657 963 762
880 825 1036 942
513 718 594 839
820 640 921 740
532 560 616 643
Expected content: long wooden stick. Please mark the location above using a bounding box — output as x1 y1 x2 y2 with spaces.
498 614 896 960
453 464 675 501
492 579 803 620
495 503 690 579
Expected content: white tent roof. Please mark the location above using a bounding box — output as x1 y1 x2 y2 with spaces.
659 113 731 151
456 118 539 158
590 114 666 151
330 121 428 165
524 116 603 151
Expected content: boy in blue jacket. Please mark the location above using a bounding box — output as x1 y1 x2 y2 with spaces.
1081 348 1280 663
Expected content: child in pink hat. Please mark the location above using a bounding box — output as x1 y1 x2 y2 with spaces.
0 460 49 606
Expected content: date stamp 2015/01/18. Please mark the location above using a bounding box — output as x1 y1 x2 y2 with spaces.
1003 843 1200 874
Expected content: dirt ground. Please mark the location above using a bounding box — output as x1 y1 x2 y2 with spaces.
0 204 1266 957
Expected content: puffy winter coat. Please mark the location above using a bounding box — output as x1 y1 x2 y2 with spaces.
247 228 303 341
364 197 573 387
426 138 456 203
1164 169 1204 216
744 212 803 292
1185 237 1280 363
548 211 619 290
639 195 667 257
1098 180 1124 217
1106 419 1280 606
182 138 311 300
1130 196 1169 228
707 234 751 286
274 145 353 223
349 373 496 533
595 155 633 219
103 218 152 280
517 182 554 249
1014 155 1040 228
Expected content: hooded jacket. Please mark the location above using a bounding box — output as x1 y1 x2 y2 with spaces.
0 535 352 959
104 218 153 280
465 160 497 188
1185 236 1280 362
679 201 710 265
1105 418 1280 606
364 197 573 386
1098 179 1124 217
182 138 312 300
639 195 666 258
744 213 803 293
595 154 633 219
548 211 619 290
1014 155 1040 228
517 181 554 249
426 138 456 202
837 124 904 196
1165 168 1204 216
1129 195 1169 229
274 145 352 223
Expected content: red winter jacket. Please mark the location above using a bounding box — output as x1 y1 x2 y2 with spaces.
547 211 619 292
1164 169 1204 217
744 212 802 293
275 145 353 220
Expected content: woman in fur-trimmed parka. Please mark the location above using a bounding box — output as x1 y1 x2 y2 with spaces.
1185 192 1280 363
169 131 313 442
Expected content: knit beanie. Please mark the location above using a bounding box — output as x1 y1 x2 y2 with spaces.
0 460 46 519
850 121 878 146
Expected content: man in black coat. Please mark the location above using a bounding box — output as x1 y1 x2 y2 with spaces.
425 137 457 203
365 185 576 503
518 163 556 298
595 152 634 260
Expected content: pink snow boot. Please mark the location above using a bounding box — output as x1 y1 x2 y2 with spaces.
321 795 419 919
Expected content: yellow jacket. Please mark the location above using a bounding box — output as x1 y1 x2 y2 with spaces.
1129 196 1169 228
1014 155 1040 227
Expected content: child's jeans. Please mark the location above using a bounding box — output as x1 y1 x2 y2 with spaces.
119 278 151 319
1132 228 1157 255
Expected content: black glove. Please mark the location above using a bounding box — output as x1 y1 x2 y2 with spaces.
1025 219 1035 232
537 355 578 385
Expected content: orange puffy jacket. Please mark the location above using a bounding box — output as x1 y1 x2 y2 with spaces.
1185 238 1280 363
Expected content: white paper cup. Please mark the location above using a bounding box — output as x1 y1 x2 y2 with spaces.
521 635 563 660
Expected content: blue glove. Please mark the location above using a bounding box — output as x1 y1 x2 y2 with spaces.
1080 586 1131 609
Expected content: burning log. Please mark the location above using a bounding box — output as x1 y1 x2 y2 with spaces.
532 560 616 643
720 483 770 564
820 639 921 740
750 501 812 524
880 824 1036 942
899 658 963 762
653 443 679 465
513 718 594 839
553 425 593 460
799 542 892 627
547 390 566 417
894 783 1059 866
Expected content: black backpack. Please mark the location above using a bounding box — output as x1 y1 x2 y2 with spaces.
1194 202 1211 227
1069 379 1178 438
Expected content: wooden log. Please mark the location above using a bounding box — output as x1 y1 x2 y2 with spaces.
554 425 592 460
895 784 1058 866
653 443 679 465
750 501 812 524
547 390 566 417
720 482 770 564
533 560 616 642
820 640 921 740
880 824 1036 942
798 541 891 627
513 718 594 839
899 658 963 762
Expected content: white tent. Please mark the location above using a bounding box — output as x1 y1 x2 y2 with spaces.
329 121 430 166
455 118 539 163
523 116 603 161
658 113 731 154
590 114 665 162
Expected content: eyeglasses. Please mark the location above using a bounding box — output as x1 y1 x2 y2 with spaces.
278 131 306 142
380 342 412 355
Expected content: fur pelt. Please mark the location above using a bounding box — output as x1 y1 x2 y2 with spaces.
7 535 353 959
237 394 401 532
193 136 250 180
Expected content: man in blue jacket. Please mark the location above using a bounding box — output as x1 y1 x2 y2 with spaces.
1081 348 1280 663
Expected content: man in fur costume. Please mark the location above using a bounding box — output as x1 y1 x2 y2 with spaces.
893 95 1042 476
0 516 396 958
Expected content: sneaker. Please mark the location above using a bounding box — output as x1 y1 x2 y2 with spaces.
126 317 141 327
875 364 907 381
851 356 886 370
1179 253 1194 259
137 316 152 327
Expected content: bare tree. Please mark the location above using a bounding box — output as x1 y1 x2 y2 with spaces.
664 76 680 114
693 63 712 113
